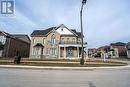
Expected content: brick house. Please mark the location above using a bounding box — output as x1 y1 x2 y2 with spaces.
0 31 30 58
97 46 111 58
30 24 87 59
110 42 127 58
97 42 127 58
126 42 130 58
88 48 97 58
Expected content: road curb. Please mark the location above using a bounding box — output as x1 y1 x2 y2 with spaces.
0 65 130 70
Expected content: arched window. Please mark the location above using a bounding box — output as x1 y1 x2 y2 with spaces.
51 34 56 44
72 38 75 43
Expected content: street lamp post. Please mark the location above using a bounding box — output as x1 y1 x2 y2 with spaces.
80 0 87 65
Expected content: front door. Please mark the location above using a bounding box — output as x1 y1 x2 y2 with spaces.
35 47 43 58
66 48 74 57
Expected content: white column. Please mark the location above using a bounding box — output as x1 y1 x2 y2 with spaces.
59 47 60 59
64 47 66 59
77 47 79 59
103 52 106 62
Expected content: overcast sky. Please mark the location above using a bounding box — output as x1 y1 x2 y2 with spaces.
0 0 130 48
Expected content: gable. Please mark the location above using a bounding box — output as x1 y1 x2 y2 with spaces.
46 29 61 43
31 24 81 38
12 35 31 43
56 26 74 35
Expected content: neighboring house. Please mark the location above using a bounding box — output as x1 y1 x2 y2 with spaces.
126 42 130 58
97 46 111 58
109 47 119 58
110 42 127 58
88 48 97 58
0 31 30 58
96 42 127 58
30 24 87 59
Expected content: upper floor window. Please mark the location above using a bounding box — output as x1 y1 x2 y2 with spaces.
67 38 69 41
61 28 63 31
51 34 56 44
61 38 64 44
72 38 75 42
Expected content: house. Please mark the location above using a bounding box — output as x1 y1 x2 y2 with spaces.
96 42 128 59
97 46 111 58
30 24 87 59
0 31 30 58
126 42 130 58
88 48 97 58
110 42 127 58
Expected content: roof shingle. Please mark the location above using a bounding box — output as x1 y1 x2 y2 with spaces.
31 27 56 36
31 25 81 37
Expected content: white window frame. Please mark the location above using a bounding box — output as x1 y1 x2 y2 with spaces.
51 35 56 44
49 48 57 55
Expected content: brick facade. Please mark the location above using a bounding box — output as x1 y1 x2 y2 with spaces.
30 24 87 59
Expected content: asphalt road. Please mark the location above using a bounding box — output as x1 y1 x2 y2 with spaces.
0 68 130 87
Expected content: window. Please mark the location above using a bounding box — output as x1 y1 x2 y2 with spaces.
67 38 69 43
67 38 69 41
33 47 41 55
61 38 64 43
61 28 63 31
72 38 75 41
49 48 57 55
51 34 56 44
72 38 75 43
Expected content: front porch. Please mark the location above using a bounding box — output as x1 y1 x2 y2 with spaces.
58 46 81 59
58 41 87 59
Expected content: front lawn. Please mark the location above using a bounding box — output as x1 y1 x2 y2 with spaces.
0 58 127 67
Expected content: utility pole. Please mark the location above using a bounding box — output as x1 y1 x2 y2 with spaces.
80 0 87 65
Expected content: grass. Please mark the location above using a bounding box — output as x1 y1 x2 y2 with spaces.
20 63 127 67
0 58 128 67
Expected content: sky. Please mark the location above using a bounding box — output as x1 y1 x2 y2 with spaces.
0 0 130 48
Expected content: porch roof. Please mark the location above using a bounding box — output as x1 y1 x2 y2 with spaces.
34 43 44 47
59 44 86 47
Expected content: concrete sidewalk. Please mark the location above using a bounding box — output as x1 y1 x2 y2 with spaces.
0 65 130 70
